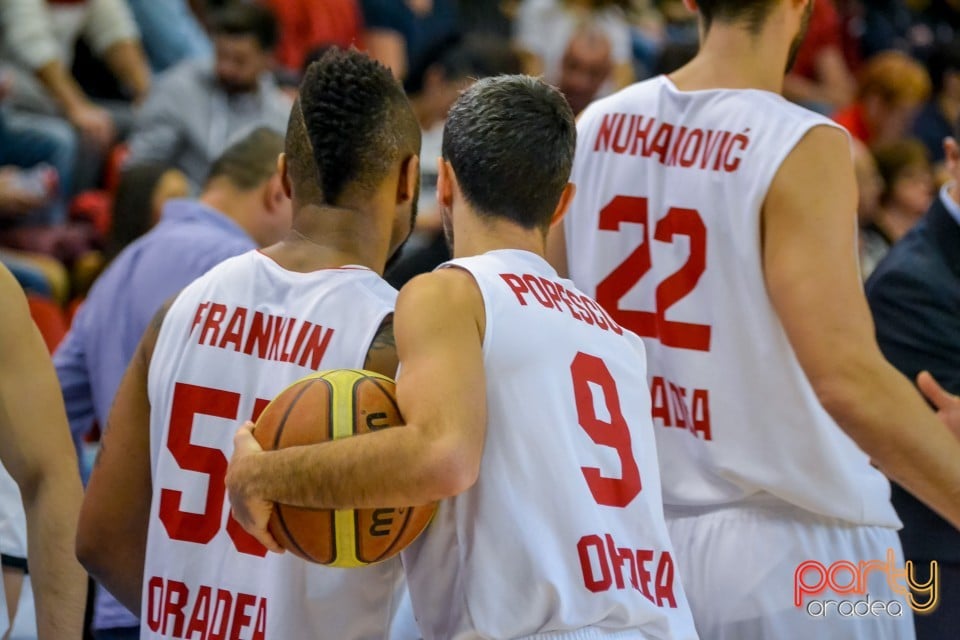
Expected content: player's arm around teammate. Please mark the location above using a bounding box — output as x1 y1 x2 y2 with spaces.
0 265 86 639
739 124 960 527
76 301 169 615
227 266 488 541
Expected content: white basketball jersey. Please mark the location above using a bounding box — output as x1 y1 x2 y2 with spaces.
143 251 411 640
401 250 699 640
564 76 899 527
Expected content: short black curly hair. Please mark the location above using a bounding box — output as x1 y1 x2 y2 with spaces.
286 48 421 206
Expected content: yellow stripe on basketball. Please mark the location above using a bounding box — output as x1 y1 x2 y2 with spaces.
332 509 363 567
326 369 365 568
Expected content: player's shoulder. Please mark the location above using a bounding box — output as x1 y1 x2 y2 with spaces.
778 122 852 176
394 267 485 341
399 267 480 309
398 267 483 318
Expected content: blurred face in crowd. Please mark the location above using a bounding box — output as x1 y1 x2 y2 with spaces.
866 97 923 147
558 31 613 115
215 34 271 94
888 161 934 219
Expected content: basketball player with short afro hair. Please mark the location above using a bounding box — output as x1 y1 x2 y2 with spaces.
78 49 424 640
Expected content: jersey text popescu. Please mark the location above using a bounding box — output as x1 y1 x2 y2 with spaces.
401 250 699 640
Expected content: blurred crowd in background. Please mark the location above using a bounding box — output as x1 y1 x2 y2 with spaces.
1 0 958 323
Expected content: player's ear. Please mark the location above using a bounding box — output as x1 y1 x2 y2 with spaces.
437 157 454 210
277 153 293 200
397 154 420 206
550 182 576 227
262 173 285 215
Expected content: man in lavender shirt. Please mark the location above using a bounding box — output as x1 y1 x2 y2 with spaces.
53 127 292 640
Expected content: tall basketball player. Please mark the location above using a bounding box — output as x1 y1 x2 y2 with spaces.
228 75 700 640
549 1 960 638
77 49 422 640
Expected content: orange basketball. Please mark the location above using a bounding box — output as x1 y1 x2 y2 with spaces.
252 369 436 567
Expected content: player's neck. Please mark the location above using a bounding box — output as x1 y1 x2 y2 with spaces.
261 204 390 274
452 214 547 261
669 24 789 94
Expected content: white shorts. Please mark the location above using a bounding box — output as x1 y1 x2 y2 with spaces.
666 496 916 640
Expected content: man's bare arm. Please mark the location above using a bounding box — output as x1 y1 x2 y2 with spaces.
0 266 86 639
763 125 960 528
76 300 169 615
227 268 487 519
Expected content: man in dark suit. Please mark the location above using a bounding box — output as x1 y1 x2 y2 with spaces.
866 115 960 639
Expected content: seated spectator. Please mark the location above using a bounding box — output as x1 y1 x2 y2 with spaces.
515 0 634 93
784 0 855 112
125 2 290 188
556 22 614 115
0 71 74 224
870 139 934 249
107 164 189 260
852 139 887 280
0 0 151 198
126 0 212 73
912 41 960 169
0 0 151 150
267 0 363 78
833 50 931 148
